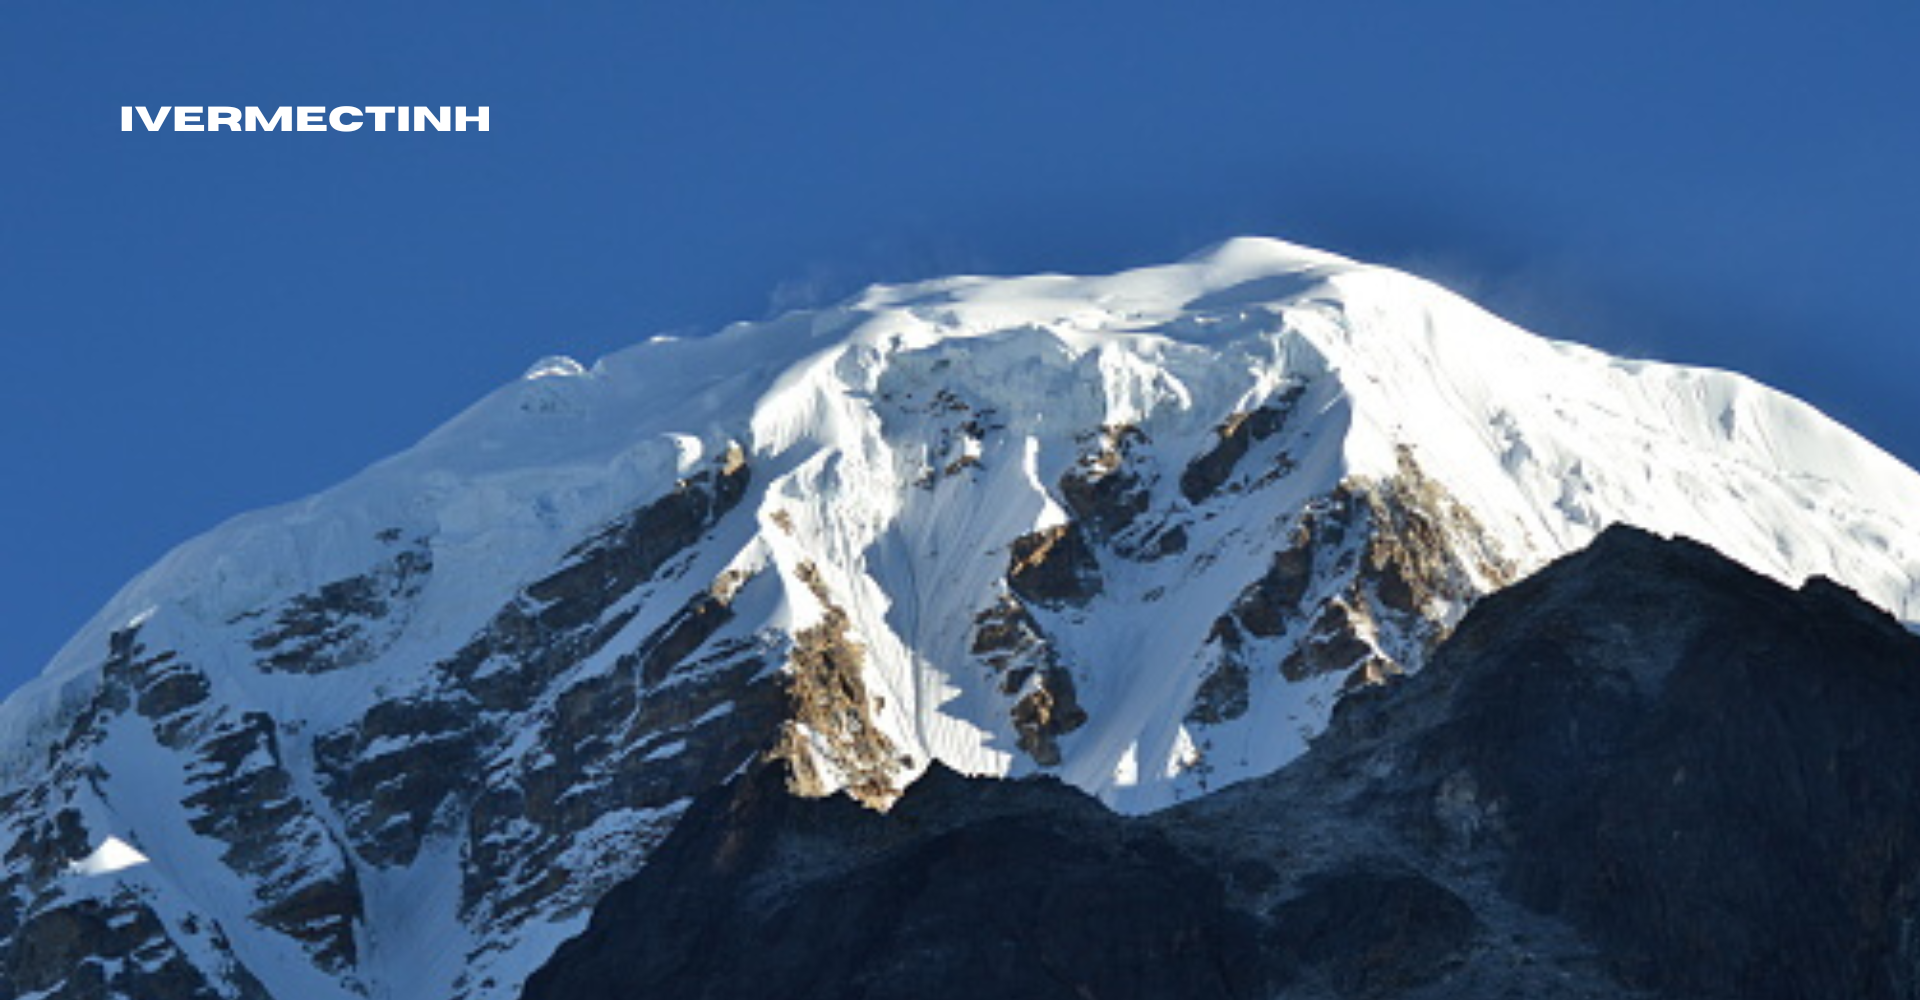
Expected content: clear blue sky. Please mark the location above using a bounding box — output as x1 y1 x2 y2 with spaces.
2 3 1916 696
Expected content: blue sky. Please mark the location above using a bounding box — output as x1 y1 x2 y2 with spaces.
2 3 1916 696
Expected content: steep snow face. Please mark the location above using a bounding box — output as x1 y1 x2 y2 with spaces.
4 237 1918 1000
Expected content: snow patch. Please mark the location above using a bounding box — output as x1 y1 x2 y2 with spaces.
522 355 587 380
67 836 149 877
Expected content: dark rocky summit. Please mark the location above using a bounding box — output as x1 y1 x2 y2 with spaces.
524 526 1920 1000
525 761 1265 1000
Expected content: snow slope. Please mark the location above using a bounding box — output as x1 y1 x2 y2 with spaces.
3 237 1917 1000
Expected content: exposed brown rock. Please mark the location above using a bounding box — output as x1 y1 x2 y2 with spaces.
527 527 1920 1000
1058 424 1154 540
632 569 750 687
1198 446 1514 708
462 557 784 927
969 596 1091 766
1011 668 1088 767
1007 523 1103 608
770 563 901 806
1233 525 1322 639
1357 446 1516 624
1188 617 1252 725
905 389 1003 487
451 444 752 711
314 696 478 868
969 597 1045 684
1179 388 1304 504
1279 601 1376 683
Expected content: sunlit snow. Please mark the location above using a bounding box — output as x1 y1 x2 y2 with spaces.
67 836 149 877
3 236 1917 1000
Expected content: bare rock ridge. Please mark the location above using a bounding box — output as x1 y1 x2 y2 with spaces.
524 526 1920 1000
4 238 1919 999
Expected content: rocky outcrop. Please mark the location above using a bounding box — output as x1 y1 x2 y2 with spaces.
1193 447 1515 719
522 761 1267 1000
1186 625 1252 725
106 630 364 976
456 562 788 973
969 598 1088 766
313 448 754 876
771 563 904 805
897 388 1004 487
448 445 752 712
0 445 771 999
241 539 431 674
1008 669 1087 767
314 693 479 869
1058 423 1191 561
1058 425 1152 539
1355 446 1515 632
0 627 319 1000
1331 526 1920 999
5 893 263 1000
186 710 363 972
1006 523 1103 608
1264 867 1480 999
526 527 1920 1000
1179 388 1304 504
1229 524 1920 999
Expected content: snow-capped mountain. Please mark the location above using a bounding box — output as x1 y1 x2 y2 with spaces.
5 237 1918 1000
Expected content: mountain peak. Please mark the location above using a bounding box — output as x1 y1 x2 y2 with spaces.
1183 232 1358 273
4 239 1918 1000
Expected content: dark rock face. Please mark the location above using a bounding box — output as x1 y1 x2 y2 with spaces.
526 446 750 634
450 446 752 713
313 448 755 875
1190 446 1514 730
1058 424 1155 542
242 540 431 674
186 710 363 971
525 526 1920 1000
1007 523 1104 608
523 762 1267 1000
1179 390 1302 504
0 627 314 999
5 896 258 1000
460 563 784 937
1367 527 1920 999
1008 667 1087 767
1186 623 1252 725
0 444 779 999
314 693 479 868
969 597 1088 766
1265 867 1479 999
1286 524 1920 1000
